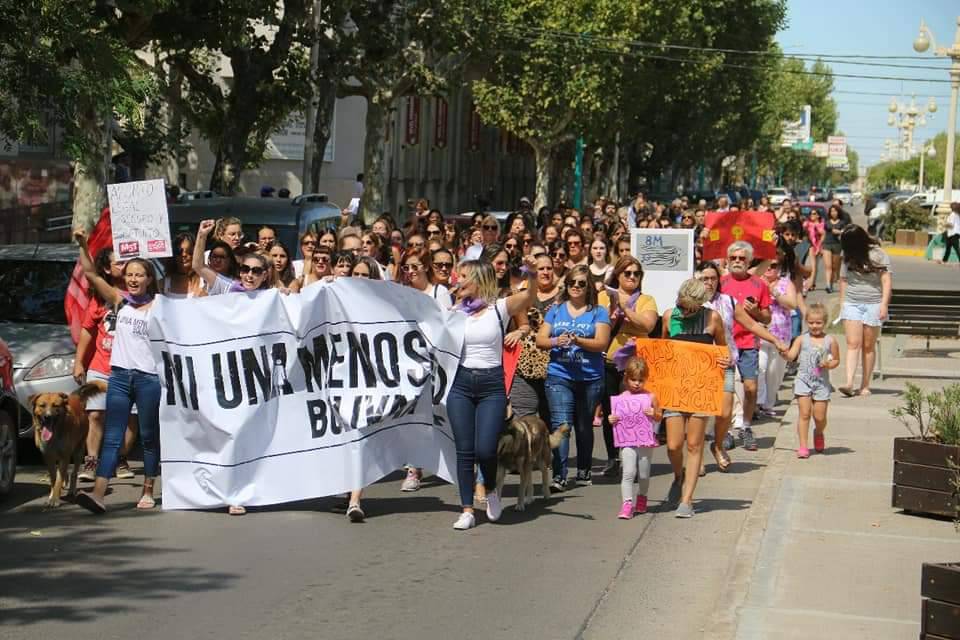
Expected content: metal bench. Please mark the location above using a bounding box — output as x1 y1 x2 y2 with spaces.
877 288 960 379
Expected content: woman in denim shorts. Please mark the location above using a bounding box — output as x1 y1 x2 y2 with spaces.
838 226 892 397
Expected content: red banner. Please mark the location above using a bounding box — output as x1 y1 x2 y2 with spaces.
702 210 777 261
404 96 420 146
468 104 481 151
434 97 448 148
64 207 113 344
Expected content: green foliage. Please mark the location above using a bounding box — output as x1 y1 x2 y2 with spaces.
891 382 960 444
867 131 960 190
880 201 933 241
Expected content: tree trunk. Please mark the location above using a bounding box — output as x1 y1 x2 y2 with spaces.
308 85 338 193
209 145 241 195
71 108 110 232
359 96 388 225
532 143 555 212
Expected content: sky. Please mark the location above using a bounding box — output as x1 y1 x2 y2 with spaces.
776 0 958 169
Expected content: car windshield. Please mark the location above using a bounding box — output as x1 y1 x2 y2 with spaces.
0 260 72 324
768 188 786 195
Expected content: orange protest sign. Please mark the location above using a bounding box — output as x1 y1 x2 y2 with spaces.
634 338 728 416
702 210 777 260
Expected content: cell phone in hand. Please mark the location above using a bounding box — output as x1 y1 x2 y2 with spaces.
746 296 757 304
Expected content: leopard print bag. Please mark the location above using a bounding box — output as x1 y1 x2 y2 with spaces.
515 306 550 380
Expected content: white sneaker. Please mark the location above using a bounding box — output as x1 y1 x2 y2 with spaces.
486 490 502 522
400 468 420 492
453 512 476 530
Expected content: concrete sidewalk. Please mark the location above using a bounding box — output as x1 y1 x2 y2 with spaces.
705 338 960 640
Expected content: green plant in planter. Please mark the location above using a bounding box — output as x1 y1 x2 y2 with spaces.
880 201 933 242
890 382 960 444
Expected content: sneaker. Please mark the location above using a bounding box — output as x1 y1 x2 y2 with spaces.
675 502 695 518
78 456 97 482
601 458 620 477
453 511 476 530
814 432 825 453
722 432 737 451
550 477 566 492
116 457 135 479
576 469 593 486
742 427 758 451
400 468 420 492
797 447 810 459
346 503 365 522
757 407 777 419
486 490 502 522
635 495 648 514
617 500 634 520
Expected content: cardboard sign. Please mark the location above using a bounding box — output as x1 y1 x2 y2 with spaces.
630 229 694 315
703 210 776 261
634 338 727 416
107 179 172 259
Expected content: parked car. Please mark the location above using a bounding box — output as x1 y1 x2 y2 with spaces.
0 339 16 497
767 187 792 206
864 189 900 215
168 194 343 260
0 245 78 439
867 191 919 222
829 186 853 206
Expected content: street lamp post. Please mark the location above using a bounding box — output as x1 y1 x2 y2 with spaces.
919 142 937 191
888 94 935 161
914 16 960 215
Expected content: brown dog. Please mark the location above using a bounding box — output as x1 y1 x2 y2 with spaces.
31 390 93 508
495 412 569 512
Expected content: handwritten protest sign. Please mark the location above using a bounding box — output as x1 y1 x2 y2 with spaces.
630 229 693 314
702 210 776 261
634 338 727 415
107 179 172 259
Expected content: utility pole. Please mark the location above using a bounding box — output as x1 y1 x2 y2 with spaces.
573 137 584 210
301 0 322 193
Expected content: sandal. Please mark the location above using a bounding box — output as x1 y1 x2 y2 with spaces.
76 492 106 515
228 505 247 516
136 494 156 510
838 386 855 398
711 444 731 472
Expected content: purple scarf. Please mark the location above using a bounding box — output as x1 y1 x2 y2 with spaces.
121 292 155 307
454 296 489 315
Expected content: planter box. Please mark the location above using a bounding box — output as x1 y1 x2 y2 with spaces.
892 438 959 519
922 563 960 639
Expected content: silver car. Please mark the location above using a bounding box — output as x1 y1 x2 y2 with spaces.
0 245 78 438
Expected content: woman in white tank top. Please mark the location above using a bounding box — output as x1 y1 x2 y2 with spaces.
73 229 162 515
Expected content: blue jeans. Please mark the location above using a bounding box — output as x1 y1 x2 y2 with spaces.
545 375 603 480
97 367 161 479
446 366 506 507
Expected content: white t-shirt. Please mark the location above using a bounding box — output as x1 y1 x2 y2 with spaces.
429 283 452 307
460 298 509 370
110 303 155 374
947 212 960 238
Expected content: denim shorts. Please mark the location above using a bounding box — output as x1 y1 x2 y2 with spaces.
795 377 833 402
840 302 883 328
737 348 760 381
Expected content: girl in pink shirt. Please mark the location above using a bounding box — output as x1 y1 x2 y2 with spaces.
803 209 825 290
609 357 661 519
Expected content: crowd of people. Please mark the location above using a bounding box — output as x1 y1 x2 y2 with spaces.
68 192 894 529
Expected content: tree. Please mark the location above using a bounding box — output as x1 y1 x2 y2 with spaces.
471 0 638 210
0 0 164 229
154 0 314 195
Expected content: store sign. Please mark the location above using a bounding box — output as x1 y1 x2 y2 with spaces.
405 96 421 146
434 97 448 148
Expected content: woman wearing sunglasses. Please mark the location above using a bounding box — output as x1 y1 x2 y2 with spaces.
536 265 611 490
300 246 333 288
400 247 451 307
430 248 455 288
757 245 798 418
480 215 500 246
548 239 568 282
596 257 659 477
293 231 317 279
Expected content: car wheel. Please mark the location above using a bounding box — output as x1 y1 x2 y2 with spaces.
0 410 16 497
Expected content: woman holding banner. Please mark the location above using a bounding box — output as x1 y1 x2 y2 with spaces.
447 259 536 530
73 229 162 515
660 278 730 518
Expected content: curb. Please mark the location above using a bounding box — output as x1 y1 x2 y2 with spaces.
702 403 798 640
884 246 926 257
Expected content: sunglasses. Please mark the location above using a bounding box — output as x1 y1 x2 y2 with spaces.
523 238 533 244
567 279 588 289
622 269 641 278
301 240 317 246
505 242 518 249
482 224 499 231
401 264 423 272
314 256 330 264
433 261 453 270
362 238 376 245
567 240 581 246
551 251 566 258
766 262 780 269
427 228 442 235
238 265 266 276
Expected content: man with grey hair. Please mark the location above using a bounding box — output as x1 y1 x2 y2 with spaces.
720 240 771 451
715 195 730 212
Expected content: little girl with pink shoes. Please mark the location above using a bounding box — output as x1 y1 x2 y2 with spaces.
609 357 661 519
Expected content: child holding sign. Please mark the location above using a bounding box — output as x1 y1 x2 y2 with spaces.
609 357 661 519
784 303 840 458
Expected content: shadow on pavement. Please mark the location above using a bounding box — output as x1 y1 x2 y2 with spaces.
0 509 239 627
692 497 753 513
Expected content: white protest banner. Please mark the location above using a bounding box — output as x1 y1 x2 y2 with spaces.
107 178 173 259
630 228 694 315
150 280 465 510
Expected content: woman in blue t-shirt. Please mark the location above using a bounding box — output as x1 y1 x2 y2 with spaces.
536 265 611 489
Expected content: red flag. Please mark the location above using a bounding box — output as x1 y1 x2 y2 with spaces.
702 210 777 261
65 208 112 344
502 342 521 395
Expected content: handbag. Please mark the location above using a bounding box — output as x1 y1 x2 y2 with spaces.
516 306 550 380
